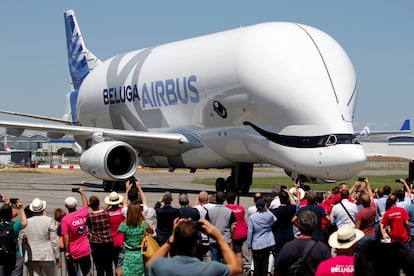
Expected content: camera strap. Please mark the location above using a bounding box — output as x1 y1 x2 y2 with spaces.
340 202 355 224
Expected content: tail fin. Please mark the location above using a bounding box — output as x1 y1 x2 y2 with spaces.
400 119 411 132
64 10 101 124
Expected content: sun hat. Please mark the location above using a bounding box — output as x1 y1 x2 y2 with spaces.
29 198 47 212
104 191 124 205
64 196 78 209
289 187 305 200
328 224 364 249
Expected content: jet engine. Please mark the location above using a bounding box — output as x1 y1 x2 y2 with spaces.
80 141 138 181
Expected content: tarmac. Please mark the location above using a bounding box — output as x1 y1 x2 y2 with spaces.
0 167 408 275
0 166 406 214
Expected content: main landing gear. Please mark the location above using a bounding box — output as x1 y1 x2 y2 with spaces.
215 162 253 194
103 180 126 192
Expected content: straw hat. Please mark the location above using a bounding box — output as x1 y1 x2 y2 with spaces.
29 198 47 212
328 224 364 249
104 192 124 205
289 187 305 200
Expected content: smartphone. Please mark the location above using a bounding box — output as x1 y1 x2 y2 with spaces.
71 188 79 193
10 198 18 204
395 179 402 183
358 177 366 182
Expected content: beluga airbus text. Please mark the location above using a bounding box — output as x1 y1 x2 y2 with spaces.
0 10 367 193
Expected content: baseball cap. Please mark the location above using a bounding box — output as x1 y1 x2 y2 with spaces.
64 196 78 208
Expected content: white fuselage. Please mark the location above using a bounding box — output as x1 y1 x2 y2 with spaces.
76 22 366 180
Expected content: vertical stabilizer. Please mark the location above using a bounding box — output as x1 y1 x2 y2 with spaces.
400 119 411 132
64 10 101 124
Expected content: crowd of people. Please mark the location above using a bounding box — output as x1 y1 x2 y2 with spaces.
1 177 414 275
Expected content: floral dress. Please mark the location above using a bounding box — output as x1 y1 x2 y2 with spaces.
118 221 147 276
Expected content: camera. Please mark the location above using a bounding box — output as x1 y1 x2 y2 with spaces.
10 198 18 204
71 188 79 193
358 177 366 182
395 179 402 183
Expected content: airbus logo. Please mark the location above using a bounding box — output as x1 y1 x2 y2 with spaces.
102 75 200 109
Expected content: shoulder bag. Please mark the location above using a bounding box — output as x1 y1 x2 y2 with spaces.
287 240 316 276
141 225 160 261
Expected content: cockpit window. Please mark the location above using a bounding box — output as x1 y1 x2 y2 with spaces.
326 135 337 145
243 121 360 148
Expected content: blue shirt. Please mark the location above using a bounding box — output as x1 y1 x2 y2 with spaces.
405 203 414 236
376 195 389 217
149 255 229 276
247 210 276 250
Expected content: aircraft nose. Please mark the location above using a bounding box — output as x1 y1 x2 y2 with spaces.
337 145 367 180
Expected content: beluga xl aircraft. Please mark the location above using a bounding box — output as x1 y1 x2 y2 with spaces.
0 10 367 193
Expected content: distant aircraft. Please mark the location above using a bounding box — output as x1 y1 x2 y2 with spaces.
0 10 367 193
357 119 411 140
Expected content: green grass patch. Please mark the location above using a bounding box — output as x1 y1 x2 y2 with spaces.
192 175 408 192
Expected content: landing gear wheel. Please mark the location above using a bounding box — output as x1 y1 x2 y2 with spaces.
215 177 226 192
103 181 112 192
226 176 236 193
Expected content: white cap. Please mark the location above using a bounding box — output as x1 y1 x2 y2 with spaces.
64 196 78 209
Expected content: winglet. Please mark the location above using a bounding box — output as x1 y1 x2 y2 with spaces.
400 119 410 132
64 10 101 125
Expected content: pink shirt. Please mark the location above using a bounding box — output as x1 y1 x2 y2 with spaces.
61 206 91 259
316 255 355 276
108 207 125 247
226 204 248 240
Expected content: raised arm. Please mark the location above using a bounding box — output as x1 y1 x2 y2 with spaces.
401 178 412 199
123 181 132 207
364 177 374 199
78 188 88 207
135 179 147 206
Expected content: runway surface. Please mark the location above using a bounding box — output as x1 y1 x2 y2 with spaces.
0 167 404 214
0 168 278 214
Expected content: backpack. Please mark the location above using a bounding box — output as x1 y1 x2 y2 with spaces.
0 221 16 256
287 240 316 276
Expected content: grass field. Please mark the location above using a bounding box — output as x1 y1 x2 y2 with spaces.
192 174 409 192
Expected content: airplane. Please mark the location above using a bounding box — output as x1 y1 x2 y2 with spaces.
0 10 367 193
357 119 411 139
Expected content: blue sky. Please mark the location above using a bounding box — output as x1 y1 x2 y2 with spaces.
0 1 412 132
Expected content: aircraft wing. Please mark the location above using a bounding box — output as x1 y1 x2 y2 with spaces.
356 119 411 139
0 109 71 124
0 120 202 155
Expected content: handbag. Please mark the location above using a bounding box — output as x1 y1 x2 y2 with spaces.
141 226 160 260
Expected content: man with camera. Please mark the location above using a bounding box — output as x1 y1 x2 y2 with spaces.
146 218 241 276
61 187 91 276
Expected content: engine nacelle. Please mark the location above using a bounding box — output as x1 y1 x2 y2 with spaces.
80 141 138 181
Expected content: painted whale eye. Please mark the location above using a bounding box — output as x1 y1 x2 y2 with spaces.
213 100 227 119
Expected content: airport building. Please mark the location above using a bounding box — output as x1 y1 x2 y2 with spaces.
0 133 81 166
359 135 414 160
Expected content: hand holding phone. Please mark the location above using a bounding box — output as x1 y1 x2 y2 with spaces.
10 198 19 204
